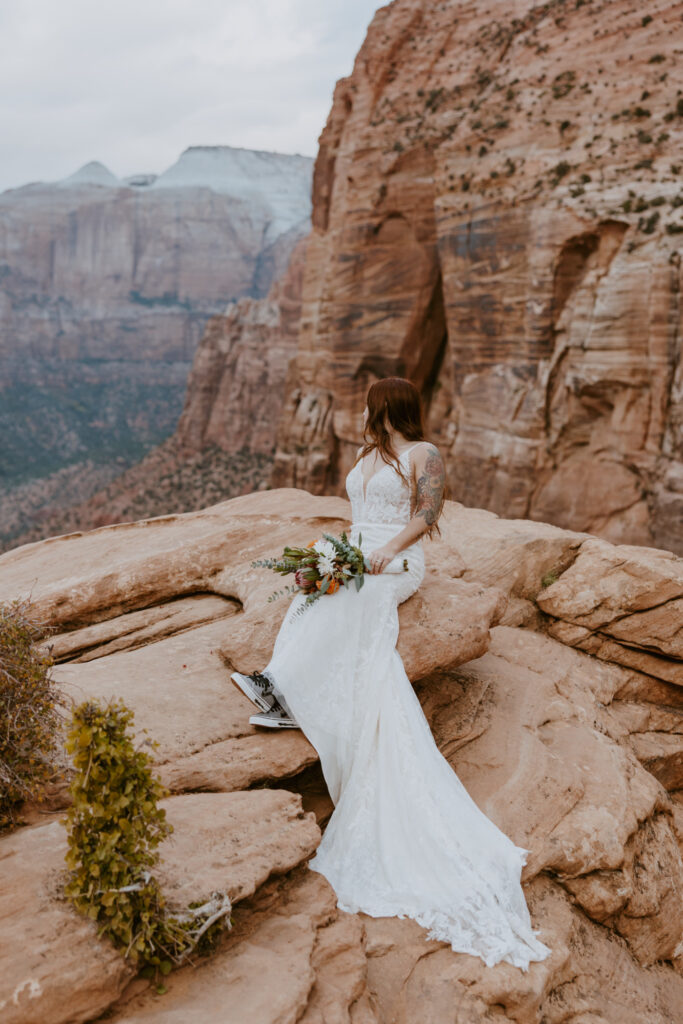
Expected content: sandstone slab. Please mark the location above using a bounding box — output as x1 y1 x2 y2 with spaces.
0 489 351 629
0 822 135 1024
0 790 317 1024
413 625 683 965
44 594 239 663
156 791 321 908
537 538 683 685
53 617 317 794
104 870 361 1024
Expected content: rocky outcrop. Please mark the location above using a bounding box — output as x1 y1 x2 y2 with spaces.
0 146 312 549
271 0 683 555
0 790 320 1024
1 489 682 1022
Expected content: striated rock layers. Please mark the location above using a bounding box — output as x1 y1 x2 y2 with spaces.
1 489 683 1021
174 235 308 458
270 0 683 555
0 146 312 545
1 239 309 550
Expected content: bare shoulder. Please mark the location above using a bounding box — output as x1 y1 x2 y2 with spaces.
412 441 444 473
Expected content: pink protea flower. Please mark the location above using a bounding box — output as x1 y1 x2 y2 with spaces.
294 568 317 592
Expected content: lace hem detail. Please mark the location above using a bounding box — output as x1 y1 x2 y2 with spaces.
308 843 551 972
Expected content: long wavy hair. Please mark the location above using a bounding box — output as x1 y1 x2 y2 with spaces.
352 377 446 537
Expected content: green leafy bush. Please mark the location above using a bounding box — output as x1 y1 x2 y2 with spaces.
62 698 231 987
0 598 66 830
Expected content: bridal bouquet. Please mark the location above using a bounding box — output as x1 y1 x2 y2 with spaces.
252 531 408 615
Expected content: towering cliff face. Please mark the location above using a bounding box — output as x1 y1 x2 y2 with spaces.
272 0 683 554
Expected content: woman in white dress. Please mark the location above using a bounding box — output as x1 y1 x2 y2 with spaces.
232 377 552 971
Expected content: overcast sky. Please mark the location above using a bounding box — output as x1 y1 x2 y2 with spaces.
0 0 381 194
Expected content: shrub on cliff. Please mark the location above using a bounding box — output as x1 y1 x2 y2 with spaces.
62 698 232 989
0 598 66 830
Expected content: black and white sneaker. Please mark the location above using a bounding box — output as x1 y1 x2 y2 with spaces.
230 670 276 712
249 696 300 729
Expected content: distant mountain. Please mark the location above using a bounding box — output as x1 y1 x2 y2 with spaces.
0 145 312 549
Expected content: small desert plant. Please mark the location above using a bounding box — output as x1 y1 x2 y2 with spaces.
551 70 576 99
549 160 571 186
639 210 660 234
0 598 66 830
62 698 232 989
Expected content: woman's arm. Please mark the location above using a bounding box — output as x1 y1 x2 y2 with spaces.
367 443 446 573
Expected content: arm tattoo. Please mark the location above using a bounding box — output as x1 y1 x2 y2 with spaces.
414 445 445 526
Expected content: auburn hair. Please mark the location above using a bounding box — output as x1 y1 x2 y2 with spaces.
352 377 446 538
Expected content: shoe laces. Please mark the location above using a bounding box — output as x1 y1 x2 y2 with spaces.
249 671 274 694
269 695 288 716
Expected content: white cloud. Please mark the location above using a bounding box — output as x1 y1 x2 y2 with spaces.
0 0 381 192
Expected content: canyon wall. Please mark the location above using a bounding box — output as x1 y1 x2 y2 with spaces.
2 239 308 548
175 235 308 457
271 0 683 554
0 147 311 548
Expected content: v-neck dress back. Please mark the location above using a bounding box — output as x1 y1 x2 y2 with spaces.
258 441 552 971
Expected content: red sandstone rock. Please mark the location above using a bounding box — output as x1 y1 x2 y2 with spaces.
2 490 683 1021
175 235 308 458
270 0 683 556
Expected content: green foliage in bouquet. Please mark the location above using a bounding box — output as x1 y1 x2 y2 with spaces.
62 698 232 991
252 530 371 615
0 597 66 831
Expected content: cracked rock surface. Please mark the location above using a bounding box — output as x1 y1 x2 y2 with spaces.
1 488 682 1022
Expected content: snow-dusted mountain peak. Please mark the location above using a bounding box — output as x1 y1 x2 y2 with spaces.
151 145 313 238
58 161 121 187
6 146 312 242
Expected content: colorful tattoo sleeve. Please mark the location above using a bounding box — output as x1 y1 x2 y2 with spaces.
414 445 445 526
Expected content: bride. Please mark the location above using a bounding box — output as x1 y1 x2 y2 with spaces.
231 377 552 971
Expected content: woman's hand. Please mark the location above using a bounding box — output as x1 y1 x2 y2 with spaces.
367 543 399 574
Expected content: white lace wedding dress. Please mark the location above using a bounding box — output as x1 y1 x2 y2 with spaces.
260 443 552 970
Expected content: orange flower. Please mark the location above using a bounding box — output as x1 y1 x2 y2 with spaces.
316 577 340 594
306 539 318 548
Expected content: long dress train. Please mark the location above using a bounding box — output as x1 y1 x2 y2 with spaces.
260 443 552 971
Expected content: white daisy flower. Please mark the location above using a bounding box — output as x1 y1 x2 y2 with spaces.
317 554 336 576
312 539 337 577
